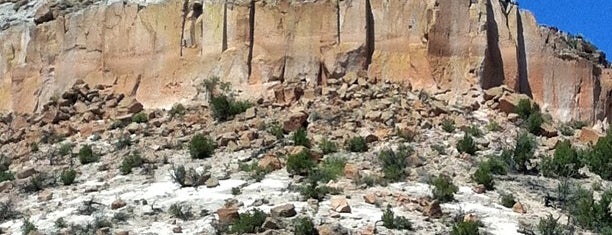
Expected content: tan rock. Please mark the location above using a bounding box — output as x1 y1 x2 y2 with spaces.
363 193 377 204
258 154 282 171
540 123 558 138
579 127 601 144
330 196 351 213
463 213 479 223
283 110 308 133
512 202 526 214
17 167 36 179
499 93 532 114
217 207 239 224
38 190 53 201
343 164 359 180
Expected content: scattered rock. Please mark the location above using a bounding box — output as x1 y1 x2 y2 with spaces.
283 110 308 132
472 184 486 194
258 154 282 171
37 190 53 202
172 226 182 233
423 200 442 218
205 177 220 188
330 196 351 213
262 217 281 229
512 202 527 214
343 164 359 180
363 193 377 204
579 127 601 144
271 203 296 218
217 207 239 224
111 199 127 210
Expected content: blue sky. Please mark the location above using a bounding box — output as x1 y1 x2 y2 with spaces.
519 1 612 57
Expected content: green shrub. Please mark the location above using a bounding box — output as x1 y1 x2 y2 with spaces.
378 145 412 183
565 188 612 232
450 221 481 235
60 169 76 186
353 174 387 188
24 174 46 192
294 217 317 235
431 174 458 203
471 165 494 190
189 134 216 159
500 194 516 208
516 99 536 120
526 111 543 135
381 206 413 230
512 132 536 173
268 122 285 139
583 131 612 180
432 144 446 155
559 124 575 136
456 133 477 155
22 218 37 235
300 180 338 201
115 135 132 150
230 209 267 234
486 121 502 132
131 112 148 123
210 94 251 121
479 158 507 175
0 170 14 183
571 120 588 129
168 203 192 220
466 125 483 137
169 103 186 118
286 151 316 175
292 128 311 148
0 201 18 223
537 214 567 235
231 187 241 195
58 143 72 156
541 140 582 178
78 145 98 165
120 151 144 175
310 156 346 183
441 119 456 133
319 138 337 154
346 136 367 153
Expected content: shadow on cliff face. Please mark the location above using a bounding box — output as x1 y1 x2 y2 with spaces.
482 0 505 89
516 12 532 98
365 0 375 70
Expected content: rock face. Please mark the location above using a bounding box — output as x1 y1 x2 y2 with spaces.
0 0 610 123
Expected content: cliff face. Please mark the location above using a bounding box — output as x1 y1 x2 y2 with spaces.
0 0 610 123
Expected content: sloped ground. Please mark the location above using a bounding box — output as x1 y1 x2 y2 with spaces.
0 77 607 235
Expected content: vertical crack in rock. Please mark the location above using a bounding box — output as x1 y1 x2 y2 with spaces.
482 0 505 89
336 0 341 44
364 0 375 69
222 0 228 52
247 0 255 77
516 12 531 97
179 0 189 56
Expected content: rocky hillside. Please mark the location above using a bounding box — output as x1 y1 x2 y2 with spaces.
0 75 610 234
0 0 611 124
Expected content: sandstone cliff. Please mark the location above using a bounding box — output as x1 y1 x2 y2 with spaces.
0 0 610 123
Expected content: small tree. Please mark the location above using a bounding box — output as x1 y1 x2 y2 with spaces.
431 174 458 203
513 132 536 173
189 134 216 159
286 151 316 176
292 128 311 148
457 133 477 155
78 145 98 165
60 169 77 186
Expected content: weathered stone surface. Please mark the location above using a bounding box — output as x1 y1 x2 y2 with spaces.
330 196 351 213
270 203 296 218
217 207 239 224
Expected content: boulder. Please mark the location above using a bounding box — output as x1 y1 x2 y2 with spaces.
217 207 239 224
270 204 296 218
512 202 526 214
579 127 601 144
258 154 282 171
283 110 309 132
111 199 127 210
330 196 351 213
423 200 442 218
498 93 532 114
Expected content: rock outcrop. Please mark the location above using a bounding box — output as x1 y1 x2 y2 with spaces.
0 0 610 123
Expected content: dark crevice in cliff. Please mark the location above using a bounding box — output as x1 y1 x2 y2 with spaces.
222 0 228 52
179 0 189 56
364 0 375 70
336 1 341 44
516 12 531 97
593 66 603 121
482 0 505 89
247 0 255 77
